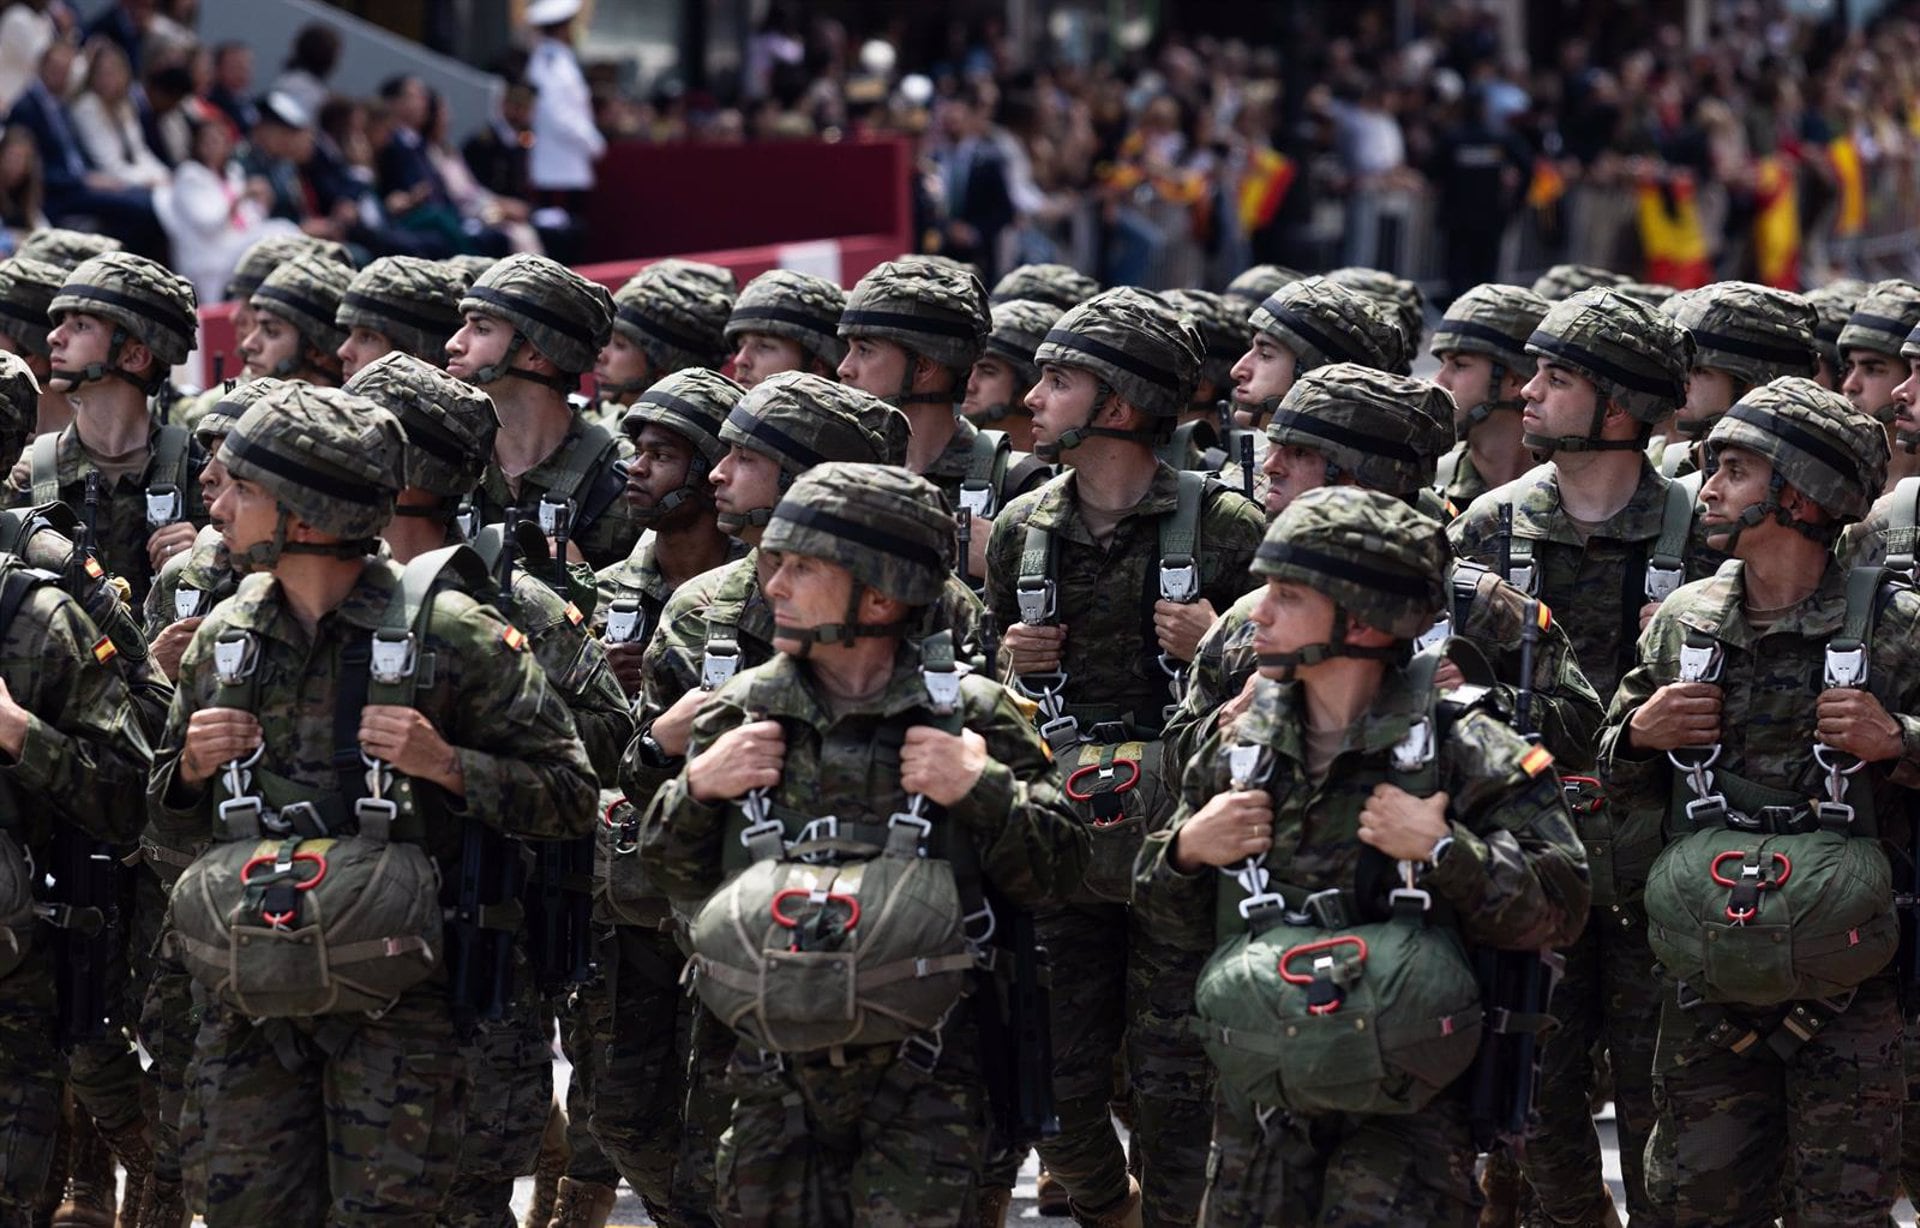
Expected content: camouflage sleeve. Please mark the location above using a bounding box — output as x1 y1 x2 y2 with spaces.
635 686 752 902
1429 709 1590 951
145 618 217 844
1868 588 1920 791
944 675 1087 907
1195 488 1266 612
1158 604 1244 774
516 575 634 781
635 573 715 727
142 549 189 639
1593 601 1687 811
84 586 173 743
934 578 987 668
1446 496 1504 570
1133 726 1231 953
1460 574 1603 771
4 588 151 844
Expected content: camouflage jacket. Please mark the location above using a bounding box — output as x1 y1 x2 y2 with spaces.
0 558 152 852
1449 459 1724 705
474 417 642 571
492 564 631 783
1599 559 1920 847
1135 667 1591 954
591 531 746 641
922 414 1051 517
142 524 237 640
9 423 209 606
1161 563 1604 774
148 560 598 867
1436 441 1491 511
638 645 1088 910
984 462 1266 737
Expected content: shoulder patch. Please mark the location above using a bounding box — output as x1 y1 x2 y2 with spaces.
563 601 584 626
501 625 528 652
91 635 117 664
83 556 103 580
1520 745 1553 777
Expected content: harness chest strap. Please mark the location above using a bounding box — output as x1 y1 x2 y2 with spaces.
30 425 193 519
1884 474 1920 580
1504 478 1693 604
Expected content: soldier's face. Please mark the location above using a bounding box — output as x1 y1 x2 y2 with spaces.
239 310 301 380
1677 367 1738 428
1842 350 1901 418
594 331 649 393
1520 359 1601 441
1698 444 1776 554
198 451 232 516
446 312 511 384
230 302 257 348
730 331 806 389
624 424 698 511
1434 351 1492 425
961 355 1018 419
1229 335 1297 422
710 444 782 527
1894 359 1920 439
1260 443 1332 518
212 477 280 558
1024 361 1100 454
47 311 113 385
337 326 394 381
1813 354 1839 391
837 337 910 399
1248 577 1336 678
764 549 858 654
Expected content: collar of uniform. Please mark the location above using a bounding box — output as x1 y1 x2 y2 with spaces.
1027 460 1183 538
1673 557 1850 649
711 550 774 642
1512 457 1671 546
56 419 169 487
603 534 672 605
482 416 595 505
923 413 978 480
745 640 955 725
1256 661 1428 772
218 558 402 642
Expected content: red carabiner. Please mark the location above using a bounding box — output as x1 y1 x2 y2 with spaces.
600 796 630 830
1560 775 1606 814
1708 851 1792 889
1064 758 1142 802
770 888 861 951
1277 936 1369 985
239 850 328 891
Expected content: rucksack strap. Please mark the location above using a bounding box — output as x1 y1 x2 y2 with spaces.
1658 441 1689 479
1885 476 1920 580
1646 476 1697 603
28 433 59 507
959 429 1011 520
1157 469 1205 601
1432 447 1461 495
543 423 625 539
700 589 748 691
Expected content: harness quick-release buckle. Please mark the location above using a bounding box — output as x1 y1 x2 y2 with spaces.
604 600 644 645
1824 642 1868 689
898 1028 943 1074
369 630 417 686
1015 577 1056 625
1677 640 1724 684
794 815 840 860
1159 557 1199 603
701 642 740 690
1506 562 1535 595
174 585 207 621
1038 713 1082 751
454 504 477 539
737 817 785 853
537 494 574 537
145 484 181 529
1644 560 1684 604
957 482 993 520
1391 718 1435 773
1413 615 1452 654
921 667 962 715
212 631 258 686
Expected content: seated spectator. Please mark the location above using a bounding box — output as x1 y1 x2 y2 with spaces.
463 81 537 202
0 125 47 242
84 0 149 77
239 89 315 223
155 111 296 302
423 88 539 254
271 22 339 123
71 40 170 188
142 59 203 167
206 40 256 138
0 0 62 113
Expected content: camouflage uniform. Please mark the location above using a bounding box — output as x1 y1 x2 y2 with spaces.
1446 288 1700 1227
636 463 1087 1228
1327 266 1428 354
1530 265 1628 302
1657 282 1818 476
724 269 847 374
1802 280 1868 388
1597 379 1909 1227
1135 487 1590 1228
337 256 470 367
460 255 642 571
989 262 1101 310
982 288 1266 1226
147 385 597 1228
1426 283 1551 511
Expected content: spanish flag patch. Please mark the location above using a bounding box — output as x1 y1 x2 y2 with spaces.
83 557 104 580
563 602 583 626
91 636 117 664
1520 746 1553 777
1534 602 1553 631
501 625 528 652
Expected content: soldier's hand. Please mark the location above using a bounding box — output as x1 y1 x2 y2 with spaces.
604 640 647 697
688 719 784 802
150 616 202 680
1433 659 1466 692
360 705 464 796
548 537 586 564
1638 600 1663 634
179 707 263 786
146 522 197 573
1816 688 1905 763
1214 672 1261 739
650 686 711 759
1002 622 1066 675
965 525 990 581
1152 597 1216 662
900 725 988 805
0 677 28 758
1357 783 1450 861
1171 789 1274 872
1626 682 1722 752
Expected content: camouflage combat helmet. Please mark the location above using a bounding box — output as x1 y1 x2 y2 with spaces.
345 353 498 501
0 350 38 464
1164 288 1249 400
251 252 353 365
1428 283 1551 433
1523 287 1693 452
1266 363 1455 498
1250 485 1449 665
459 253 616 384
337 256 469 364
1531 263 1629 302
1249 276 1410 377
724 269 846 370
1837 280 1920 424
1616 282 1678 308
989 263 1101 311
226 233 352 303
717 370 908 534
1661 282 1817 436
1031 287 1202 457
1328 266 1427 353
972 297 1064 423
611 259 738 383
621 367 743 522
442 254 499 284
18 228 121 271
1805 279 1868 378
49 252 198 389
838 258 991 383
0 257 68 356
1704 376 1887 547
762 462 954 622
192 376 288 452
1223 263 1305 308
218 383 405 567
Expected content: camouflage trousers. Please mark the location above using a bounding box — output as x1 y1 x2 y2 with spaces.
182 990 469 1227
682 995 748 1220
1644 973 1901 1228
440 979 553 1228
559 940 621 1189
0 948 64 1226
589 923 713 1227
1519 908 1666 1226
712 1016 988 1228
138 943 198 1190
1198 1095 1480 1227
989 903 1212 1225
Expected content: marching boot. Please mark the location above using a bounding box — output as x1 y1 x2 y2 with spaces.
1068 1176 1142 1228
546 1177 617 1228
523 1100 570 1228
1036 1166 1072 1217
975 1186 1013 1228
49 1113 115 1228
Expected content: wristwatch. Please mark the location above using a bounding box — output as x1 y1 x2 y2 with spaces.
633 725 681 770
1428 832 1455 867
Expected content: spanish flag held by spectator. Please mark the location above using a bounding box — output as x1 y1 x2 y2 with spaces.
1752 153 1802 290
1238 147 1295 235
1527 158 1566 210
1829 134 1865 239
1637 174 1712 289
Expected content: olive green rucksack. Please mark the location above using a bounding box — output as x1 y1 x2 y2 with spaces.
0 830 34 982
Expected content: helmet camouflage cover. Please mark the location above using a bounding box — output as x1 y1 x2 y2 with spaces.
981 297 1064 397
219 383 406 541
1661 281 1817 391
762 462 954 607
989 263 1101 311
1249 276 1410 376
623 366 742 468
1429 283 1551 373
1252 485 1449 640
1805 278 1869 375
612 258 739 373
1328 266 1427 354
1706 376 1887 525
1034 286 1203 418
460 253 616 377
345 352 498 498
1837 278 1920 365
1164 288 1250 396
1525 287 1693 426
1531 263 1629 301
337 256 469 364
724 268 847 370
51 251 199 367
192 376 288 451
226 232 353 303
1616 281 1678 308
720 370 909 475
1224 263 1305 307
0 349 37 462
251 252 354 355
1266 363 1455 497
839 258 990 371
0 257 68 356
18 228 121 272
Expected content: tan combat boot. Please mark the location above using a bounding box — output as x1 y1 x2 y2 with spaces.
523 1100 570 1228
1035 1166 1071 1216
1068 1175 1142 1228
546 1177 617 1228
1477 1150 1524 1228
49 1112 115 1228
975 1186 1013 1227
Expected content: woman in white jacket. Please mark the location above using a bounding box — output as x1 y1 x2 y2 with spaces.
155 116 296 304
70 41 170 189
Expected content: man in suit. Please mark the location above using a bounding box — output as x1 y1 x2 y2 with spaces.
933 84 1014 283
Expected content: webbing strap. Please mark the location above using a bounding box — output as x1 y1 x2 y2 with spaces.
1017 522 1053 596
1841 564 1889 645
1159 469 1205 564
150 424 192 492
1885 475 1920 576
1433 447 1460 495
28 433 58 507
333 640 373 820
967 428 1010 490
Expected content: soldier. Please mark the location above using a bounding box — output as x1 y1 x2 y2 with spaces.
636 461 1086 1228
448 253 641 571
17 228 122 269
349 351 632 1228
594 259 737 417
239 252 352 386
1531 264 1628 302
334 255 471 380
982 287 1266 1227
959 297 1062 454
722 268 846 389
1134 485 1590 1227
9 252 205 605
1615 282 1678 308
0 257 77 434
1836 280 1920 492
147 383 597 1226
1598 377 1913 1226
1219 263 1302 310
1328 265 1427 354
1655 283 1817 478
1803 280 1868 391
1448 287 1699 1228
989 262 1100 310
1428 283 1551 509
1160 289 1246 474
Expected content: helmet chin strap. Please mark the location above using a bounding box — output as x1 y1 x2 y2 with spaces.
773 583 911 655
1705 468 1834 553
1034 386 1162 462
1522 385 1647 455
50 327 157 394
470 331 575 394
234 508 379 573
1455 363 1523 439
1252 605 1401 678
594 375 651 403
630 474 709 524
1232 394 1283 427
